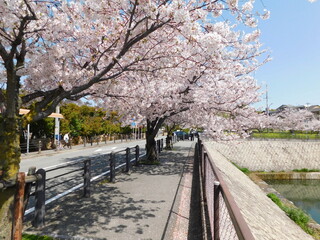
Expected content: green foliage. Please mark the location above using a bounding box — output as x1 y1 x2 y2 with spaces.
29 118 54 138
293 168 320 172
252 131 320 140
22 234 55 240
22 103 133 139
285 207 312 233
267 193 283 207
23 103 134 139
164 124 180 136
231 162 250 174
267 193 314 235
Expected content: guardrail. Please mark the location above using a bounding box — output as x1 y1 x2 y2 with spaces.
1 138 164 238
196 139 255 240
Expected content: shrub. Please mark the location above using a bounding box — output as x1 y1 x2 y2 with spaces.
267 193 314 235
22 234 55 240
232 162 250 174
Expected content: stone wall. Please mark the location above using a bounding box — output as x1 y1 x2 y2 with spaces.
207 140 320 171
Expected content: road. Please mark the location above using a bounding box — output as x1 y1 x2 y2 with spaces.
20 138 152 172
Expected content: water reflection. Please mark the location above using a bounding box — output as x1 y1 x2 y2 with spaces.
266 179 320 224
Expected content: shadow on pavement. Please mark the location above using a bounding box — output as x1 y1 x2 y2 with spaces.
24 143 194 240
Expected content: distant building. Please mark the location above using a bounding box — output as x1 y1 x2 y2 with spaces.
309 105 320 120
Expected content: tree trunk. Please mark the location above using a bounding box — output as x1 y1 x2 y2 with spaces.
164 124 177 150
0 103 21 239
165 135 172 150
146 135 158 162
0 65 22 240
145 118 165 162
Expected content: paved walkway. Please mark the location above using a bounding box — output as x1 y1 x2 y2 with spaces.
24 141 196 240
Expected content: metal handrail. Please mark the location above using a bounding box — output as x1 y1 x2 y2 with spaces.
4 138 165 228
200 141 255 240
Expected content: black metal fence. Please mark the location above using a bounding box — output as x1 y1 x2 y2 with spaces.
196 139 255 240
1 138 165 231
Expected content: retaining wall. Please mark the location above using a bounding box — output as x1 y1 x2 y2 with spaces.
208 140 320 171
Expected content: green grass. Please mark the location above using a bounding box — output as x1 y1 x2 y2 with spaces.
293 168 320 172
231 162 250 174
22 234 55 240
267 193 314 235
252 132 320 140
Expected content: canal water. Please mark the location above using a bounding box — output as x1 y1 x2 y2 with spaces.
265 179 320 224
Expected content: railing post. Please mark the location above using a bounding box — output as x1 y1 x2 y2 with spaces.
33 169 46 228
13 172 25 240
38 140 42 154
198 139 202 160
110 152 115 183
157 140 161 154
24 167 36 213
214 181 221 240
83 159 91 197
203 151 207 190
202 142 206 177
125 147 130 172
135 145 140 165
161 139 163 151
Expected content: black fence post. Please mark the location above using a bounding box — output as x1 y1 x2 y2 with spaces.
157 140 161 154
32 169 46 228
161 139 163 151
135 145 140 165
110 152 115 183
214 181 221 240
83 159 91 198
125 147 130 172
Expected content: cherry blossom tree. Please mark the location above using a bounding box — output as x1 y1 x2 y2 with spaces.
94 21 269 159
0 0 269 238
268 108 320 132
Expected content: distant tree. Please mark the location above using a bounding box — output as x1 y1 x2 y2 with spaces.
29 118 55 139
269 109 320 132
60 103 124 143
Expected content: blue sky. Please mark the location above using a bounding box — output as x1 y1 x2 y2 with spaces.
253 0 320 110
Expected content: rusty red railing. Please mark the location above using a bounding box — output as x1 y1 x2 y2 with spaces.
197 139 255 240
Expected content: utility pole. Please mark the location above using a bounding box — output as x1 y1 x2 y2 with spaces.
266 83 269 116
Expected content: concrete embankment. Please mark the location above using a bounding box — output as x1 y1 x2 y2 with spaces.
209 140 320 171
204 142 314 240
